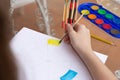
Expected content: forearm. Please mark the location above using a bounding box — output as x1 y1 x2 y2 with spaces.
65 24 117 80
77 50 117 80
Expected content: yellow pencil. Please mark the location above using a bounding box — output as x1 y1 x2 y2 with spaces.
91 34 115 46
63 3 66 22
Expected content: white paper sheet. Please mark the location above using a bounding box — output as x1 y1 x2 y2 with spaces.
10 27 108 80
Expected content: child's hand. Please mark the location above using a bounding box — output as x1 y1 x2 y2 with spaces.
64 24 93 54
64 24 117 80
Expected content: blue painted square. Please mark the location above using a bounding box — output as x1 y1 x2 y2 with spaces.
60 70 78 80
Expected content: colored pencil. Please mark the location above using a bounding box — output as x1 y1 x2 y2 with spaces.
73 0 78 22
73 0 79 22
62 1 66 28
91 34 115 46
65 0 70 24
62 0 70 29
68 0 74 24
70 0 75 24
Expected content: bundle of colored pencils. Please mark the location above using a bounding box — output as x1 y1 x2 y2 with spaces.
62 0 78 30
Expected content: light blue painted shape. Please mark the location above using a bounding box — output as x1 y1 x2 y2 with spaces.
60 70 78 80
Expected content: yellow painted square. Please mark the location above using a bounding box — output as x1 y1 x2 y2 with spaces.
48 39 60 46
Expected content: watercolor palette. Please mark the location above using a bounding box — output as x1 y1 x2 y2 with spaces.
78 2 120 38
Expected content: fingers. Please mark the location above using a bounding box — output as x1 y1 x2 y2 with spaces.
73 24 80 32
64 35 70 44
64 24 74 44
75 24 90 33
66 23 89 33
71 24 86 32
66 24 74 33
77 24 85 31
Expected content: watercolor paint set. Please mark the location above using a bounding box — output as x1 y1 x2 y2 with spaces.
78 2 120 38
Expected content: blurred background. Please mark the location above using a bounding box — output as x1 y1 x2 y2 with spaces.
10 0 120 38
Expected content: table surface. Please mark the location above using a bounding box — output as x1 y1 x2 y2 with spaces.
13 0 120 73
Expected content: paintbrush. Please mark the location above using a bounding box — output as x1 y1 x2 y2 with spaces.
59 14 84 44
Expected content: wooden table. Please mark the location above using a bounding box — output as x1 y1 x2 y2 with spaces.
13 0 120 73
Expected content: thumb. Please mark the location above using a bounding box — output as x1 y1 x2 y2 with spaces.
77 24 86 32
66 24 74 33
